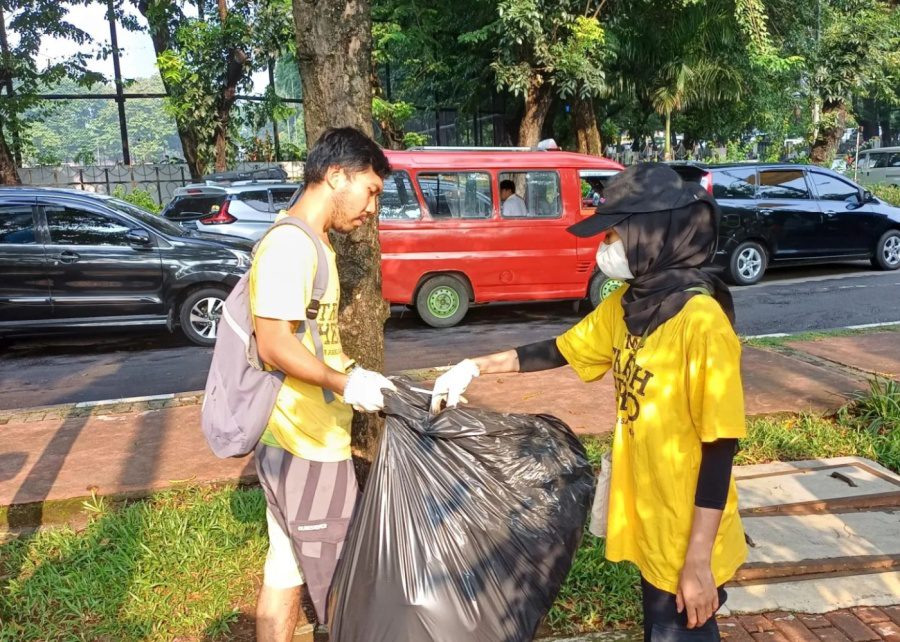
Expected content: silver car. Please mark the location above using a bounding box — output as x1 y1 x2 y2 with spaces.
162 181 301 241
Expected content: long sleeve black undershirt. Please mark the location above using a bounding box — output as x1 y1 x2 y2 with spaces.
695 439 738 510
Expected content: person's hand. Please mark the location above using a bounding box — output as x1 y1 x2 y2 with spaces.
676 557 719 629
343 367 396 413
430 359 480 414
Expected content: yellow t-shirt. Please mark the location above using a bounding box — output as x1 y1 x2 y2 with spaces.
557 286 747 593
249 218 353 462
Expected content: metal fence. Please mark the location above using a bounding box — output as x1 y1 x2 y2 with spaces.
18 161 305 205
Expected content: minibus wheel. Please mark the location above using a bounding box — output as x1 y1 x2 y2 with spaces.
588 273 624 308
416 275 470 328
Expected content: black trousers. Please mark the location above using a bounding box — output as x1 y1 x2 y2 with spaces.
641 577 727 642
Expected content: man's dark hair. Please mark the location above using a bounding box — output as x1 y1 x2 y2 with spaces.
500 179 516 192
304 127 391 185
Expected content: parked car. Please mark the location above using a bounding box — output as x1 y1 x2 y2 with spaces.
162 179 301 241
378 144 623 327
670 162 900 285
856 146 900 186
0 188 253 346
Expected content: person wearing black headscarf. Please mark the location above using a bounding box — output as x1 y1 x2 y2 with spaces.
430 163 747 642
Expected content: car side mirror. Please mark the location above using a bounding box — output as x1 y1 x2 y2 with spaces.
126 228 153 246
863 190 875 203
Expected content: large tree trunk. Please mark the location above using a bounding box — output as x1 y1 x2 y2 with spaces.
212 1 247 171
574 96 602 156
137 0 206 179
0 125 20 185
518 78 553 147
293 0 387 478
810 99 848 165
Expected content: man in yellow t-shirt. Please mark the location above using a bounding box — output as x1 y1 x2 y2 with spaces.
431 164 746 642
250 127 395 642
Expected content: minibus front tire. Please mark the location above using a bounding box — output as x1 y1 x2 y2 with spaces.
588 272 624 308
416 275 470 328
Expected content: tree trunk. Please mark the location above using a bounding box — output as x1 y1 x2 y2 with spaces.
810 99 848 165
518 78 553 148
664 109 673 161
214 48 247 171
573 96 602 156
0 124 20 185
138 0 206 180
292 0 387 479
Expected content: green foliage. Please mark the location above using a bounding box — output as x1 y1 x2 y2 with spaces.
868 184 900 206
21 77 182 166
111 186 161 214
0 0 106 172
141 0 294 173
814 1 900 108
490 0 609 99
402 132 429 149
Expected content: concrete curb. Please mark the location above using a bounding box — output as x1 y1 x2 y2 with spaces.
0 367 443 426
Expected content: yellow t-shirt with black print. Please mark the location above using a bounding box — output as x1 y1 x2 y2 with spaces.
249 217 353 462
557 286 747 594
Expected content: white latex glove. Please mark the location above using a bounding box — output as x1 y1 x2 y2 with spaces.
430 359 480 414
343 367 397 413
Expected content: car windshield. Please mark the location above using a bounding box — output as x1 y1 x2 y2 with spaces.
104 197 189 237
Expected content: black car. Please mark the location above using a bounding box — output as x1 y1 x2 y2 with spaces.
0 188 253 346
671 162 900 285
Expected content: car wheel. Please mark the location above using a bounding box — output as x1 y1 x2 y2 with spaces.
179 287 228 347
415 275 470 328
871 230 900 271
588 272 624 308
726 241 767 286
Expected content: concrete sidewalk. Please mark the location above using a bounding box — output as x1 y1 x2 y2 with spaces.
1 330 899 641
1 333 898 523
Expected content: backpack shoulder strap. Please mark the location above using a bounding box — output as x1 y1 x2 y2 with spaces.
258 217 335 404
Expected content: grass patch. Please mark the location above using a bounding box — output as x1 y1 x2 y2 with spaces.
2 380 897 639
0 486 267 641
742 324 900 350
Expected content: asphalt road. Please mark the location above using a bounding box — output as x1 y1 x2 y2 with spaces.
2 262 898 410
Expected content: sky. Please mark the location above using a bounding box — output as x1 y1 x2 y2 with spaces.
36 3 268 92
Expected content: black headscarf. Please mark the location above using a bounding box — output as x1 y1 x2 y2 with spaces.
616 199 735 338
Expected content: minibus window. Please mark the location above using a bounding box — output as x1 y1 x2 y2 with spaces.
379 171 422 220
417 172 492 219
498 171 562 218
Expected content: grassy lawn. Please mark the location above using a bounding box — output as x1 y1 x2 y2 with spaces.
2 380 897 640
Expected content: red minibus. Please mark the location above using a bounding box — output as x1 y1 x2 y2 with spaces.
379 145 624 327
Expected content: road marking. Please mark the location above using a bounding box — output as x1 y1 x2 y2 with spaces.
743 332 790 339
843 321 900 330
75 393 175 409
743 321 900 340
741 269 898 290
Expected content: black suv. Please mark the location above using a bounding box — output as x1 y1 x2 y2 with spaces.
0 188 253 346
671 163 900 284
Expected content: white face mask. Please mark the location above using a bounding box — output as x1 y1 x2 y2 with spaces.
595 239 635 280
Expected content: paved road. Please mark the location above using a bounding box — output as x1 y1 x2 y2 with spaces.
2 263 898 409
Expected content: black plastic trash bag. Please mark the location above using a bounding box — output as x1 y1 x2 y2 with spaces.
328 379 594 642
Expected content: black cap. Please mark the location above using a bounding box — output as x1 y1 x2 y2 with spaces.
567 163 707 238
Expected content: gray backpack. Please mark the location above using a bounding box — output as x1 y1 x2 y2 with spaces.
201 217 334 458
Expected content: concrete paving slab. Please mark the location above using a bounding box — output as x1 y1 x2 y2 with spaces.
737 462 900 513
743 511 900 564
721 571 900 615
786 333 900 380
